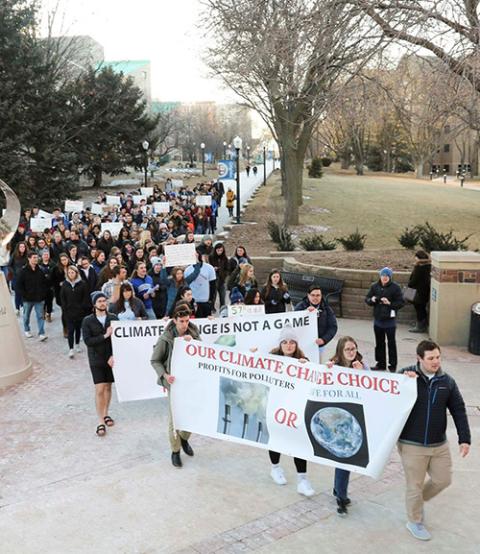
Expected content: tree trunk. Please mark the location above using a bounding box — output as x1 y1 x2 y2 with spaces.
92 167 103 188
415 159 425 178
279 146 287 197
283 148 302 225
340 155 350 169
355 162 364 176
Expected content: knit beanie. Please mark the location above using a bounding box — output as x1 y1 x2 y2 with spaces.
379 267 393 279
279 325 298 344
230 288 244 304
91 291 107 304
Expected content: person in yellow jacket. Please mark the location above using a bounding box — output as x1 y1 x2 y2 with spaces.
226 187 236 217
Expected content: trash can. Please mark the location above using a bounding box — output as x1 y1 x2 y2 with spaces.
468 302 480 355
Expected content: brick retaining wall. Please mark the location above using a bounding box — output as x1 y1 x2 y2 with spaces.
251 254 416 323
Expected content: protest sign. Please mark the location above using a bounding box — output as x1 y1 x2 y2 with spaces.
170 339 417 478
90 203 104 215
101 222 123 237
171 179 183 188
163 243 197 268
37 209 53 219
228 304 265 317
111 311 318 402
105 195 121 206
153 202 170 214
64 200 84 213
140 187 154 196
132 195 147 205
196 195 212 206
30 218 49 232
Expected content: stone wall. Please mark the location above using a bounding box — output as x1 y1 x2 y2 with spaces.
251 254 415 323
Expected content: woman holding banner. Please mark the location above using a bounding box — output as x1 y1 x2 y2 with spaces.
150 303 201 468
261 326 316 497
327 336 370 516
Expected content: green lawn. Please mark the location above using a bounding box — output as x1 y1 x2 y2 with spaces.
294 171 480 249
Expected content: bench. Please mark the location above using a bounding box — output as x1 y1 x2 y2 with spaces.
281 271 344 316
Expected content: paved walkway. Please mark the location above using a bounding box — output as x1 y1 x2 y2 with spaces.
1 310 478 553
216 161 275 232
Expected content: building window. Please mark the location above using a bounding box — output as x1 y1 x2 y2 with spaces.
444 144 450 153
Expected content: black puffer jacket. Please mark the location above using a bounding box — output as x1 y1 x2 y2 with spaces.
408 261 431 305
82 312 118 370
16 264 48 302
60 278 91 321
398 364 471 446
294 297 337 345
261 286 291 314
365 279 405 322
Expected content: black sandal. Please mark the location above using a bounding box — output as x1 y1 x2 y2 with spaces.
104 416 115 427
96 424 106 436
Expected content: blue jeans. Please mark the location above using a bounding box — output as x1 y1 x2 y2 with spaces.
23 301 45 335
334 468 350 500
146 307 157 320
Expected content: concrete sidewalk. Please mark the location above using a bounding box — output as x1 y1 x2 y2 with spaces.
0 314 478 553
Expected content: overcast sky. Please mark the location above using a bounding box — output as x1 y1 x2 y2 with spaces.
40 0 235 103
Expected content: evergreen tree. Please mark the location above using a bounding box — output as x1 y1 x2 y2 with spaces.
70 67 159 187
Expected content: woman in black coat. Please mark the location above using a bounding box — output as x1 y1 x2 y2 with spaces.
261 269 291 314
407 250 431 333
60 265 91 358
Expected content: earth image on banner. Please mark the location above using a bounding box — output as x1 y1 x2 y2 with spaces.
310 407 363 458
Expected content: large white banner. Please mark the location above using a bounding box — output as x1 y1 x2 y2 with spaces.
171 339 417 478
111 311 318 402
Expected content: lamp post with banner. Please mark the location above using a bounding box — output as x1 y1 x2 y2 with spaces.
200 142 206 176
233 135 243 224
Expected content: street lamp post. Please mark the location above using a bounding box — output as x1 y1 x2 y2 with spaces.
142 140 149 188
246 145 250 164
233 135 242 224
228 144 232 160
263 143 267 187
223 141 227 158
200 142 206 176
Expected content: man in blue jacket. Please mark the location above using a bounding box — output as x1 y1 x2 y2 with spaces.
398 340 471 541
295 284 337 362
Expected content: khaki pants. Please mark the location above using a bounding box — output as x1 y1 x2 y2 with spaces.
168 399 191 453
398 442 452 523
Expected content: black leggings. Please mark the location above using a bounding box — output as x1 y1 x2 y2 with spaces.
269 450 307 473
66 319 82 349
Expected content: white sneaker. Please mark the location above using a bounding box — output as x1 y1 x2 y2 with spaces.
75 345 81 353
270 466 287 485
68 349 74 358
39 334 48 342
406 522 431 541
297 478 315 497
24 331 33 338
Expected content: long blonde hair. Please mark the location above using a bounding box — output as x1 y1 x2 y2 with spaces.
239 263 254 286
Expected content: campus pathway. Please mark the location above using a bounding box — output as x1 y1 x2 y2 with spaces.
216 161 275 232
1 311 478 553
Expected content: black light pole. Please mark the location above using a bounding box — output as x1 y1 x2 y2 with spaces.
263 144 267 186
246 145 250 164
233 135 242 224
223 141 227 158
200 142 205 176
142 140 149 187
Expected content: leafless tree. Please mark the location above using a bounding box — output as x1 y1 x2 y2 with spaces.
202 0 381 224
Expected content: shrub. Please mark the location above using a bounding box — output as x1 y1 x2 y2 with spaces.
277 226 295 251
299 234 337 251
267 220 281 243
321 157 332 167
398 226 421 250
308 157 323 178
336 229 367 251
416 222 471 252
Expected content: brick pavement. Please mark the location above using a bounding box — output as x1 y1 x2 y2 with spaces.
1 306 479 553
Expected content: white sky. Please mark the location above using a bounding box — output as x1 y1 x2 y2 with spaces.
39 0 236 103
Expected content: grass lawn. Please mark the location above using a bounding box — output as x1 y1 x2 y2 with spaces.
293 170 480 250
